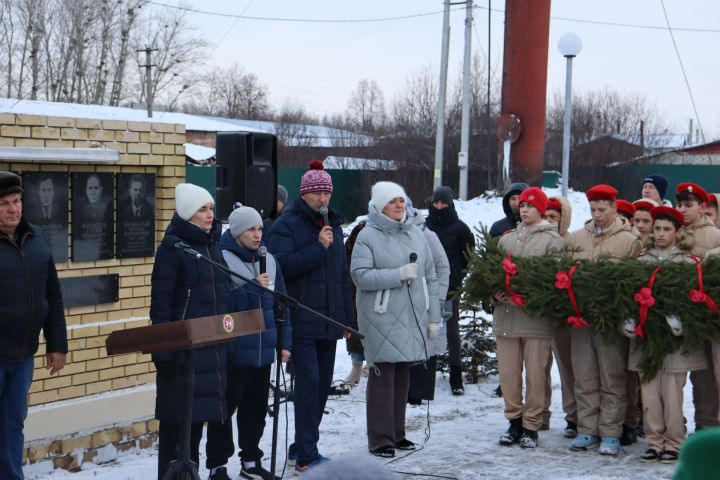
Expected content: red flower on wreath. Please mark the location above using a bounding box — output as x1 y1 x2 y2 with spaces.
501 254 526 307
567 315 589 329
689 256 719 313
633 267 661 338
554 271 571 290
555 264 586 329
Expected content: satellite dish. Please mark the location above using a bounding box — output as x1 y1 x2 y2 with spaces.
496 114 522 144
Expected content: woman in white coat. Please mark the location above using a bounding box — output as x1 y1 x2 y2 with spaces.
351 181 441 458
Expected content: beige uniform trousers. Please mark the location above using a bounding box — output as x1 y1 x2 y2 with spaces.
497 336 551 432
571 328 628 438
625 371 642 429
689 342 720 428
543 327 577 425
641 372 687 453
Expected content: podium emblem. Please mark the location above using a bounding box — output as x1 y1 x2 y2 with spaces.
222 314 235 333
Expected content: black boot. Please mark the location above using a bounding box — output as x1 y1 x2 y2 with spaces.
620 424 637 446
499 418 523 446
450 366 464 396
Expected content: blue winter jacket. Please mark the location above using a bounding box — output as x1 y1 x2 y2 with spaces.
267 199 353 339
0 219 67 361
149 213 230 424
219 231 292 368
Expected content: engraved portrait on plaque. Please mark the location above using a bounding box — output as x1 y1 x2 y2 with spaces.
22 172 69 262
116 173 155 258
71 172 114 261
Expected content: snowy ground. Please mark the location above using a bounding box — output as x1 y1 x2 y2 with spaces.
25 188 686 479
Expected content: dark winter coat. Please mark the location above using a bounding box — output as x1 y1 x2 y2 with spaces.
489 182 528 238
267 199 353 340
220 231 292 368
426 204 475 298
149 214 230 424
0 219 67 361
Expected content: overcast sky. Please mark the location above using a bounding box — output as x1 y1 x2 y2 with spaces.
162 0 720 137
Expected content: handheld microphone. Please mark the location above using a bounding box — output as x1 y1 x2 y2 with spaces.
408 252 417 285
258 246 267 275
319 206 329 227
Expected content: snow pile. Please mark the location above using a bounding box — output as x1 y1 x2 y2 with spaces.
25 188 684 480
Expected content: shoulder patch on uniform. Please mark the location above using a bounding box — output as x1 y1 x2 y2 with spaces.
501 229 516 237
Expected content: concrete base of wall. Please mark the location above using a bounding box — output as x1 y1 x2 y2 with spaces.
24 384 158 470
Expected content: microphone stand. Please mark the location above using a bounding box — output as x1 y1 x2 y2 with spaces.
174 244 363 479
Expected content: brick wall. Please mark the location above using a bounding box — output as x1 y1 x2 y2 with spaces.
0 113 185 408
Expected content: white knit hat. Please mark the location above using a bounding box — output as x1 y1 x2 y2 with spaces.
371 181 406 209
175 183 214 221
228 204 263 238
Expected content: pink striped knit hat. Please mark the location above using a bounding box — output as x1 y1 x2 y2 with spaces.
299 160 333 195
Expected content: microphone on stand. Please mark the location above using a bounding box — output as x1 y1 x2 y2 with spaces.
174 241 201 258
408 252 417 285
319 206 329 227
258 246 267 275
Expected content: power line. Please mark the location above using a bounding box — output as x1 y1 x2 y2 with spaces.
658 0 707 146
473 4 720 33
145 0 720 33
142 0 466 23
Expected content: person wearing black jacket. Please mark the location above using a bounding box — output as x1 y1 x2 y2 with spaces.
426 186 475 395
489 182 528 237
150 183 230 480
0 171 67 480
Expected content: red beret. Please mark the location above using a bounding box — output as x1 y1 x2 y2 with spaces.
586 184 618 202
651 206 684 227
675 182 709 203
518 187 548 214
632 198 658 212
615 199 636 217
708 193 719 206
546 198 562 212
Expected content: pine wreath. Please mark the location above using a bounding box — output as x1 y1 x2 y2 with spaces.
462 229 720 380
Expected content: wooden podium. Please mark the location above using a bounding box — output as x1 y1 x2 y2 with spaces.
105 310 265 356
105 310 265 480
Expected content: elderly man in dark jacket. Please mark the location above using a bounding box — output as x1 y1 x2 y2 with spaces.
489 182 528 237
267 161 353 473
0 171 67 480
426 186 475 395
150 183 230 479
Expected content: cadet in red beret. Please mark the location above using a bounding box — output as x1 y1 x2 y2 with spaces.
615 200 636 223
633 199 659 238
566 184 641 455
674 182 720 433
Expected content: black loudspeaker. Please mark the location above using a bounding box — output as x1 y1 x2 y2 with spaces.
216 132 278 221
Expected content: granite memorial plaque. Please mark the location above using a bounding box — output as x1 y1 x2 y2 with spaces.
71 172 114 261
116 173 155 258
22 172 68 262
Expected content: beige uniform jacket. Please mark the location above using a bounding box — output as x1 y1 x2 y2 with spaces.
685 215 720 257
493 220 565 339
567 216 641 261
627 247 707 373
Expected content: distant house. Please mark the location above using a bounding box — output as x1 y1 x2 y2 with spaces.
607 139 720 199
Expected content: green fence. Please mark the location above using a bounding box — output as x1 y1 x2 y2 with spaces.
186 165 367 222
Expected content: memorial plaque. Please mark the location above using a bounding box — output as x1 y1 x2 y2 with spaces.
116 173 155 258
59 274 119 307
21 172 68 262
71 172 114 261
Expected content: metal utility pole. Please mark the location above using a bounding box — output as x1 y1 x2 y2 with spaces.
432 0 451 190
138 47 158 118
486 0 492 191
458 0 473 200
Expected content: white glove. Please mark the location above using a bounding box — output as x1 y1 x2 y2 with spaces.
666 315 683 336
622 318 637 338
398 263 418 281
427 322 440 340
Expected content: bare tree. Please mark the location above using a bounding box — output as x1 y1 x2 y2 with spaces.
345 78 385 133
198 64 270 119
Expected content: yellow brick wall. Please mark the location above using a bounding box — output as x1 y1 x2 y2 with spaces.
0 113 186 406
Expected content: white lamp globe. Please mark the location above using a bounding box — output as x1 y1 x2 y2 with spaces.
558 32 583 57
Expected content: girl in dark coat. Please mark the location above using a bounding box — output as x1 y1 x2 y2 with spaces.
150 183 230 479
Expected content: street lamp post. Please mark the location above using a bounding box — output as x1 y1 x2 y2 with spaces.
558 32 582 196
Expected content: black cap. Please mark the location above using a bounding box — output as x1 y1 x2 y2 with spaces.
431 186 454 205
0 171 23 197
